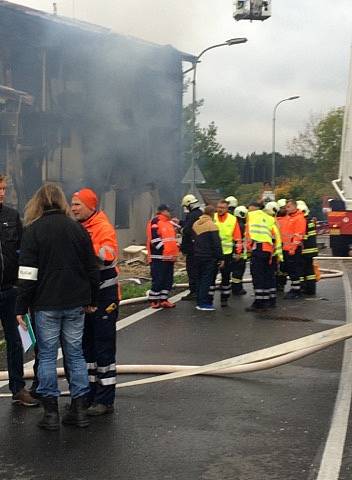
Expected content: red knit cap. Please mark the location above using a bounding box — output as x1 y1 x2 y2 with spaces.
73 188 98 211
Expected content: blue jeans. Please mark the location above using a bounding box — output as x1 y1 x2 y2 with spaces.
35 308 90 399
0 287 25 394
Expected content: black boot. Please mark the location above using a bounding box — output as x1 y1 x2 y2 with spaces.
38 397 59 431
62 396 90 428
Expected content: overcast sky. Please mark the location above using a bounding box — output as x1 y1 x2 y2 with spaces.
10 0 352 155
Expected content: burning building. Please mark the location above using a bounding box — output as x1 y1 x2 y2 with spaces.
0 1 193 246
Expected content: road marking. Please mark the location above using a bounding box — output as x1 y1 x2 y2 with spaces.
0 290 188 390
116 290 187 331
316 268 352 480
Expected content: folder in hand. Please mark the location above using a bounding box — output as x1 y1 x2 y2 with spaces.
18 313 36 352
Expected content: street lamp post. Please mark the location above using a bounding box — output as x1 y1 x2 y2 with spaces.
271 95 300 190
185 38 247 193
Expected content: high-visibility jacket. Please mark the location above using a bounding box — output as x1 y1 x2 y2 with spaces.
146 213 179 262
302 216 318 257
280 210 306 253
273 219 283 260
214 212 242 255
246 210 280 254
82 210 119 293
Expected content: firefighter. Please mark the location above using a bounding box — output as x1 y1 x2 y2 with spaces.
277 198 287 217
245 202 280 311
231 205 248 295
263 201 283 307
297 200 318 295
225 196 238 215
280 199 306 299
71 188 119 416
276 198 288 291
180 194 203 301
213 200 242 307
146 204 179 309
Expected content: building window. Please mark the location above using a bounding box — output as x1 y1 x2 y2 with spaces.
115 189 130 229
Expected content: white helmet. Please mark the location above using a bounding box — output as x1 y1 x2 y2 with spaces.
277 198 287 208
182 194 198 208
297 200 309 216
264 201 280 216
225 196 238 208
234 205 248 218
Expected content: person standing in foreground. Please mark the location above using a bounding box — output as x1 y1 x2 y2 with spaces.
16 184 99 430
0 174 38 407
231 205 248 296
262 201 282 308
297 200 318 295
71 188 119 416
281 199 306 299
213 200 242 307
180 194 202 301
192 205 223 311
146 204 179 308
245 202 280 312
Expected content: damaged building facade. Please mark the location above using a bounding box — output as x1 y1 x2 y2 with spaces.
0 1 193 247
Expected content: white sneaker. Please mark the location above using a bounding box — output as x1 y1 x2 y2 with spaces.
196 305 216 311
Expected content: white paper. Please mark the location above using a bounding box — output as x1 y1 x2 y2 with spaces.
18 325 33 352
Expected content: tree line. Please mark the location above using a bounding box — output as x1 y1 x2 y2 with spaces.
183 98 344 218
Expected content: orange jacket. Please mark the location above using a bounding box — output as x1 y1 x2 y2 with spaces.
82 211 119 262
146 213 179 262
82 211 119 296
279 210 306 253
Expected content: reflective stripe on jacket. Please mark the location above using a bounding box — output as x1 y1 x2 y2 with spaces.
302 217 318 256
82 211 119 292
245 210 277 253
279 210 306 253
214 212 242 255
146 213 179 262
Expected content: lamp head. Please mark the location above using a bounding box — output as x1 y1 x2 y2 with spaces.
226 38 248 46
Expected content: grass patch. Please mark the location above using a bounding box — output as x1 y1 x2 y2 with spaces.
120 274 188 300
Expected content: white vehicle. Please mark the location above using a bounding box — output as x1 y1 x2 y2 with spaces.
329 46 352 256
233 0 272 22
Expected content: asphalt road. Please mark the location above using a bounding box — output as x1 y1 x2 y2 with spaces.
0 263 350 480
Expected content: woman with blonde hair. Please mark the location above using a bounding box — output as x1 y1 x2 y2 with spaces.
16 183 99 431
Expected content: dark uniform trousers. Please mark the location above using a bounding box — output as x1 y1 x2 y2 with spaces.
284 247 304 294
0 287 25 394
149 259 174 300
210 254 233 301
186 253 197 294
195 258 218 306
302 256 316 295
231 258 246 293
269 256 278 306
83 286 118 406
250 247 272 306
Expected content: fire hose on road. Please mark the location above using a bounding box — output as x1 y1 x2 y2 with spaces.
0 323 350 392
0 263 346 396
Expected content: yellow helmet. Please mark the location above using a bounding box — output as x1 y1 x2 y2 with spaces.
277 198 287 208
181 194 198 208
225 196 238 208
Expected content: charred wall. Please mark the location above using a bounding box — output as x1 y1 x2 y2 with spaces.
0 2 186 215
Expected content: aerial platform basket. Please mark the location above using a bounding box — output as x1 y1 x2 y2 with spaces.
233 0 272 22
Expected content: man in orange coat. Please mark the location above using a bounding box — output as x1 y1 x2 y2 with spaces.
146 204 179 308
280 199 306 299
71 188 119 416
